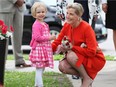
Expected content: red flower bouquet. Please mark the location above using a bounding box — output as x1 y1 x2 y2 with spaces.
62 36 71 49
0 20 14 40
55 36 72 54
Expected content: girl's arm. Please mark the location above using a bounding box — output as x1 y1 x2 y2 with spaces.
32 24 50 42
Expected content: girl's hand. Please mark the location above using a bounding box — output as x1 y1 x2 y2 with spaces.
50 35 56 40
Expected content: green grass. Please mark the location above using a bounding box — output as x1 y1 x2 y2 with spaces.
105 55 115 61
7 54 115 61
7 54 64 60
5 54 115 87
5 71 73 87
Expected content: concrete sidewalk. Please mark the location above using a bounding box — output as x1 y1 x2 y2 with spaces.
5 60 60 73
5 60 116 87
67 61 116 87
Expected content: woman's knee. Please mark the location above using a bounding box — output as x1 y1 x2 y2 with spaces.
59 63 66 74
58 59 71 74
67 51 78 63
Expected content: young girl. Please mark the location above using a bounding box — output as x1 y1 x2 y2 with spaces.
29 2 56 87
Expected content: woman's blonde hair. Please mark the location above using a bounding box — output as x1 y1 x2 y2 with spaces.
31 2 47 18
66 3 84 17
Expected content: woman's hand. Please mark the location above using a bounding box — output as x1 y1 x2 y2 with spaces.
93 15 98 21
15 0 25 7
80 43 87 48
80 43 101 53
57 14 65 21
55 45 66 54
96 46 101 53
55 44 72 54
102 3 108 13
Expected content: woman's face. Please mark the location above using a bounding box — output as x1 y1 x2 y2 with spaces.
66 8 79 25
35 7 46 22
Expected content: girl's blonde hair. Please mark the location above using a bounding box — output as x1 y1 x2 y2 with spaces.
31 2 47 18
66 3 84 17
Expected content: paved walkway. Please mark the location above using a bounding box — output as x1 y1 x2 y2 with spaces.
67 61 116 87
5 60 116 87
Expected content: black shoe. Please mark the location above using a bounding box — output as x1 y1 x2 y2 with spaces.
72 75 80 80
15 63 31 68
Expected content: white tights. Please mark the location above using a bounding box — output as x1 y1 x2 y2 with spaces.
35 68 45 87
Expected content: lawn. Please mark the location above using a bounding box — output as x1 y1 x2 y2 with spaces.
7 54 64 60
5 71 73 87
7 54 115 61
5 54 73 87
4 54 115 87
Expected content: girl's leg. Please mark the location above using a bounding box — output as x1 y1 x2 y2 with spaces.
67 51 93 87
35 68 45 87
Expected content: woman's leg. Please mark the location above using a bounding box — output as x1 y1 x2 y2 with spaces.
59 58 80 76
67 51 93 87
89 83 93 87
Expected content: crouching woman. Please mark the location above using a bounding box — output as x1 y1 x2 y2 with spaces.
52 3 106 87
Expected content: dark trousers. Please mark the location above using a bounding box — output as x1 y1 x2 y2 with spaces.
91 17 96 29
74 0 89 22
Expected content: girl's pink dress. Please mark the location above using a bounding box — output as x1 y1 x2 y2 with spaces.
29 20 54 68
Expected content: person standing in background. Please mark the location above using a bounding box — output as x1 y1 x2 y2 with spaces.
74 0 89 22
0 0 31 86
56 0 100 28
75 0 100 29
0 0 31 67
102 0 116 52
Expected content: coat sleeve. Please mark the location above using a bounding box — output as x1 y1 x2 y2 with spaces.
52 23 68 52
32 24 50 42
72 26 97 58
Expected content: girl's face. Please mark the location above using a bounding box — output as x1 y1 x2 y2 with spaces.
66 8 79 25
35 7 46 22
